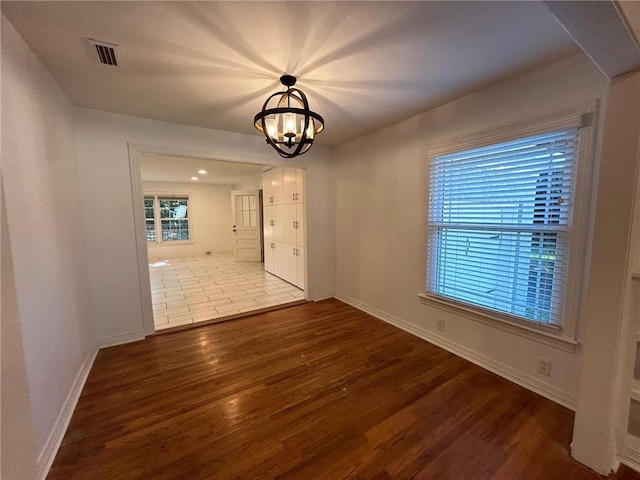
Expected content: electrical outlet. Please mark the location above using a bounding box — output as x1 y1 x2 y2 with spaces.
538 359 551 376
436 318 445 332
205 251 212 255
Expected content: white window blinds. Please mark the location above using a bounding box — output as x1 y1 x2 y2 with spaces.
427 128 579 325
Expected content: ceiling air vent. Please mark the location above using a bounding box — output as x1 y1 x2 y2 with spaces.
86 39 120 67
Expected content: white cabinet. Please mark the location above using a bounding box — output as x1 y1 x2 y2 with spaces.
264 240 274 272
262 167 305 289
282 167 305 204
282 204 296 245
273 241 285 279
282 168 297 204
282 244 298 285
263 204 283 243
295 169 304 204
296 246 305 290
262 168 284 205
296 203 305 246
264 240 286 278
279 244 304 288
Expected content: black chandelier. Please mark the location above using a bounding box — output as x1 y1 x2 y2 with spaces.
254 75 324 158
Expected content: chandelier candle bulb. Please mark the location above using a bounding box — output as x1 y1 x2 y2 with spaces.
265 118 278 141
284 113 296 137
301 119 315 140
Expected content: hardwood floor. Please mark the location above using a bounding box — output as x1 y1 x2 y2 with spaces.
49 299 637 479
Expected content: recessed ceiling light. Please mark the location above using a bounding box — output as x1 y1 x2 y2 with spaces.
198 169 207 175
191 176 199 181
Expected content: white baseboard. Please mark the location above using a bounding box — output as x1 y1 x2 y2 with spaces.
36 329 147 478
310 291 334 302
98 329 146 348
36 346 98 479
335 293 577 410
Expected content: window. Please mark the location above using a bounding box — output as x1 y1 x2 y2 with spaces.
145 195 190 243
426 128 580 326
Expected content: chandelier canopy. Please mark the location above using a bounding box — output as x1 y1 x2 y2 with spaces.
254 75 324 158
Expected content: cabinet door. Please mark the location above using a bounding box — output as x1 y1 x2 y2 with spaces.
273 241 286 279
271 205 283 243
282 204 297 245
270 167 283 205
264 205 284 242
263 169 276 205
281 244 298 285
262 171 272 206
296 203 305 247
282 168 297 204
263 205 274 240
296 246 305 290
264 241 275 274
295 168 305 204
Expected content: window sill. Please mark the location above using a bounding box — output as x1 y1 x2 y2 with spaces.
147 240 193 247
417 292 578 353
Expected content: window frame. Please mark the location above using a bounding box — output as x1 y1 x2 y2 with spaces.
419 107 598 347
144 193 193 246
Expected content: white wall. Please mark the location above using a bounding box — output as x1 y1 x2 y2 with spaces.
1 15 96 477
74 108 335 343
1 191 38 480
333 53 609 408
143 181 234 261
233 176 262 190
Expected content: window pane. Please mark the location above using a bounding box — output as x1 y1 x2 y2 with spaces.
146 220 156 242
427 129 578 325
430 227 566 323
159 198 188 219
144 198 155 219
161 219 189 241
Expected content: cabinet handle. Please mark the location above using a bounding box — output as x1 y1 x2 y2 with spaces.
269 196 273 203
271 242 275 249
269 220 274 226
292 193 296 201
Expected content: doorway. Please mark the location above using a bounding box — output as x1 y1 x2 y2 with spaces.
135 150 307 333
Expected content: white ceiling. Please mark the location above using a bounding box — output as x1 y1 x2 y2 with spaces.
2 1 580 146
141 154 265 185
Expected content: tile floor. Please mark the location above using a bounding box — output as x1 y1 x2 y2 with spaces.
149 253 304 331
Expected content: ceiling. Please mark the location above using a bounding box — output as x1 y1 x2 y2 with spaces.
141 154 265 185
2 1 581 146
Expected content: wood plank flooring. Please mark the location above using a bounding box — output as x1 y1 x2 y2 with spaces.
48 299 637 479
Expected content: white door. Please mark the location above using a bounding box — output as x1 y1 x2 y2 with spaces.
231 190 262 262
